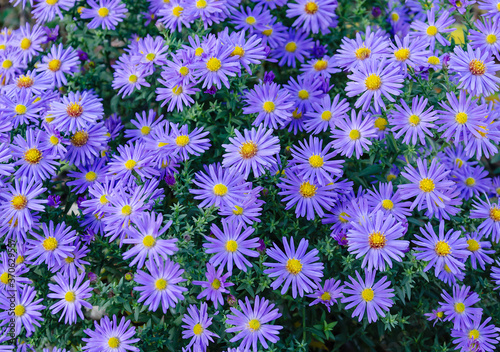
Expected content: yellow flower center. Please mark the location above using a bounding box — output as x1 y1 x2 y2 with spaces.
391 12 399 22
193 323 204 335
321 110 332 121
426 25 438 36
436 311 444 318
172 5 183 16
419 178 435 193
231 46 245 57
232 205 244 215
146 53 156 61
469 59 486 75
467 239 480 252
195 47 204 56
320 292 331 301
382 199 394 210
155 278 167 290
365 74 381 90
65 256 74 263
304 1 319 14
11 195 27 210
313 59 327 71
435 241 451 256
292 108 302 119
285 41 297 53
465 177 476 186
85 171 97 182
24 148 43 164
361 288 374 302
125 159 137 170
408 114 420 126
14 305 25 317
455 112 468 125
299 181 317 198
355 47 371 60
174 135 189 147
121 205 132 215
46 0 58 5
15 104 27 115
349 129 360 140
248 319 260 331
2 59 12 69
211 278 221 289
66 103 83 118
262 28 273 36
49 135 59 145
213 183 228 196
48 59 61 72
100 195 109 205
172 85 183 95
42 237 58 251
179 66 189 76
140 126 151 135
206 57 221 72
394 48 410 61
454 302 465 313
16 75 34 88
65 291 76 302
226 240 238 252
239 141 258 159
0 272 10 284
286 258 302 275
489 207 500 221
469 329 480 340
374 117 387 130
143 235 156 248
339 212 350 223
308 155 324 168
369 231 386 249
298 89 309 100
97 7 109 17
245 16 256 25
262 101 275 113
387 174 396 181
128 74 138 83
20 38 31 50
486 34 497 44
196 0 207 8
108 337 120 348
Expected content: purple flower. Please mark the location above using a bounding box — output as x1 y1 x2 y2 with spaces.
47 195 61 207
372 7 381 17
469 18 500 60
453 165 490 200
263 71 275 83
304 94 350 135
272 28 314 68
439 285 482 330
465 232 494 270
410 8 455 50
193 40 240 89
81 0 128 30
331 109 377 159
307 278 343 312
76 49 88 61
470 197 500 242
451 316 499 352
82 315 140 352
192 263 234 309
36 43 79 88
286 0 338 34
43 25 59 43
181 303 219 352
366 182 412 221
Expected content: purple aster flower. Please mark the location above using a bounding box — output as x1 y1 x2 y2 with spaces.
286 0 338 34
204 219 259 272
0 285 44 337
264 237 324 298
218 193 264 227
388 35 430 75
43 26 60 42
133 258 187 313
190 163 252 209
185 0 224 29
122 211 178 268
470 18 500 60
36 43 79 88
81 0 128 30
133 35 169 68
263 71 275 83
410 8 455 50
0 48 25 85
366 182 412 221
256 18 288 49
25 220 77 269
449 45 500 96
124 109 163 142
222 124 280 179
304 94 350 135
284 74 324 114
230 6 272 33
0 90 44 127
465 232 494 270
341 270 395 323
424 309 444 326
220 30 267 75
47 272 93 325
12 24 47 63
449 0 475 14
271 28 313 68
451 316 499 352
33 0 74 23
307 278 343 312
0 251 31 290
439 285 482 330
225 295 282 352
242 82 294 129
158 1 193 32
67 158 108 194
168 123 211 161
64 122 108 166
161 50 196 86
478 0 500 21
156 79 199 112
181 303 219 352
277 169 338 220
3 69 52 97
347 211 409 271
193 263 234 309
439 144 478 171
470 197 500 242
77 49 88 61
331 109 377 159
112 56 152 97
412 221 469 276
463 112 500 159
453 165 490 200
300 55 341 80
289 136 343 185
82 315 139 352
389 96 438 145
346 58 404 111
51 241 90 279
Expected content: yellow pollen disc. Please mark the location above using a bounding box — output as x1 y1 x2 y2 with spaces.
489 207 500 221
14 305 25 317
299 181 317 198
172 5 183 16
232 205 244 215
349 129 360 140
0 44 5 50
245 16 256 25
195 47 204 56
454 302 465 313
121 205 132 215
436 311 444 318
0 273 10 284
394 48 411 61
469 59 486 75
128 74 138 83
292 108 302 119
419 178 435 193
298 89 309 100
172 85 183 95
213 183 228 196
262 101 275 113
486 34 497 44
467 239 480 252
65 256 74 263
355 47 371 60
85 171 97 182
206 57 221 72
285 41 297 53
391 12 399 22
262 28 273 36
469 329 480 339
320 292 331 301
455 112 468 124
454 158 463 168
465 177 475 186
17 75 34 88
321 110 332 121
65 291 76 302
155 278 167 290
239 141 258 159
97 7 109 17
369 231 387 249
196 0 207 8
66 103 83 118
42 237 58 251
365 74 382 90
408 114 420 126
24 148 43 164
309 155 324 168
20 38 31 50
339 211 350 223
387 174 396 181
193 323 204 335
497 2 500 11
248 319 260 331
49 135 59 145
231 46 245 57
497 187 500 195
226 240 238 252
426 25 438 36
46 0 58 5
108 337 120 348
313 59 328 71
77 6 84 13
100 195 109 205
175 135 190 147
304 1 319 14
179 66 189 76
211 278 221 289
14 104 27 115
382 199 394 210
140 126 151 135
143 235 156 248
374 117 388 130
2 59 12 69
428 56 440 65
435 240 451 256
146 53 156 61
11 195 27 210
286 258 302 275
361 288 374 302
48 59 61 72
124 159 137 170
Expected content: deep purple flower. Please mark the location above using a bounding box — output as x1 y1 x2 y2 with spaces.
47 195 61 207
